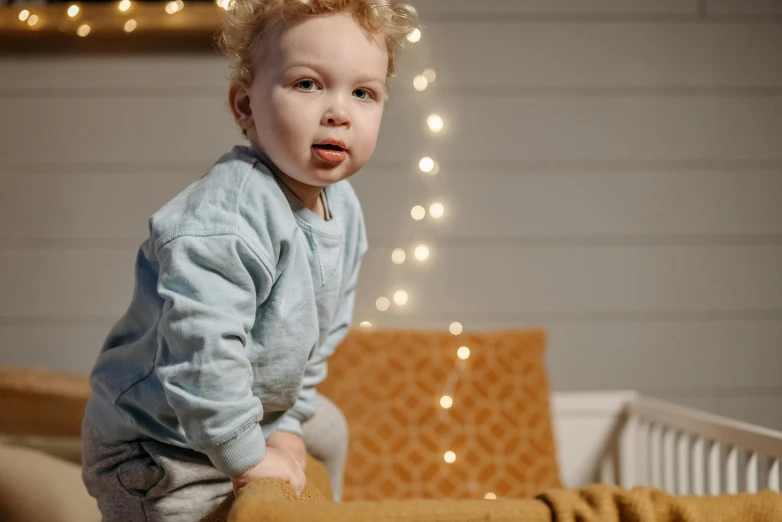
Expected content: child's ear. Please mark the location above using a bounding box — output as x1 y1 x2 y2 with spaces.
228 81 254 131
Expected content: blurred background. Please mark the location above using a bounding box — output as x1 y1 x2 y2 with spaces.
0 0 780 430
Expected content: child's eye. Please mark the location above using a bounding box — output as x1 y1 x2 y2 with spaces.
353 88 374 100
296 80 318 91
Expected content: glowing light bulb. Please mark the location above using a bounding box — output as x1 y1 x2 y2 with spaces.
429 202 445 219
391 248 406 265
419 157 435 173
444 451 456 464
165 1 181 14
359 321 372 330
406 28 421 43
427 114 444 133
393 290 409 306
67 5 80 17
414 245 429 262
27 14 39 26
457 346 471 360
376 297 390 312
411 206 426 221
216 0 231 8
18 9 30 21
413 75 428 91
123 19 137 32
423 68 437 83
440 396 453 409
76 23 90 36
118 0 131 11
485 492 497 500
450 322 463 335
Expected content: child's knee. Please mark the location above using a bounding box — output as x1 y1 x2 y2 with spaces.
306 393 349 457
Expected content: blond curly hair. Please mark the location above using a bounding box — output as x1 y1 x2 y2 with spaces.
217 0 420 86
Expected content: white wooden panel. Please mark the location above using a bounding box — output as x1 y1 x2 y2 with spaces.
0 56 231 91
415 23 782 89
1 245 781 316
2 170 782 242
0 326 107 373
2 23 781 91
546 322 782 391
2 96 781 165
716 397 782 431
0 172 195 241
359 245 782 315
413 0 698 15
707 1 782 15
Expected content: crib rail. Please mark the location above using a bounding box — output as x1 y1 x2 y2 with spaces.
598 396 782 495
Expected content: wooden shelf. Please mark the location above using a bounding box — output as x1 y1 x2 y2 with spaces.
0 3 227 53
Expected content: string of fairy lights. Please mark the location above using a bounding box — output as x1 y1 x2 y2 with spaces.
10 0 232 36
358 26 497 501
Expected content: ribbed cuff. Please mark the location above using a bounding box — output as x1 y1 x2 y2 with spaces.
202 423 266 476
276 414 304 436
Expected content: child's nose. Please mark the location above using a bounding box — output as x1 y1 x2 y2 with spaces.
322 95 351 128
323 110 350 128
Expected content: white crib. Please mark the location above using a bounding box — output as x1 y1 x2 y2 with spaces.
552 391 782 495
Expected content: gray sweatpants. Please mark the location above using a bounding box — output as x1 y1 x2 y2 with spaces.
82 393 348 522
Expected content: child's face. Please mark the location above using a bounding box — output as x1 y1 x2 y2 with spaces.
240 12 388 187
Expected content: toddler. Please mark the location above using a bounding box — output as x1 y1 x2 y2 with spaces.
80 1 418 520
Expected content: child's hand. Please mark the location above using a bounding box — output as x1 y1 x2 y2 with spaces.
267 431 308 470
230 447 306 496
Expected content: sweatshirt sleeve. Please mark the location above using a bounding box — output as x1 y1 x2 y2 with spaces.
154 232 274 476
277 220 368 436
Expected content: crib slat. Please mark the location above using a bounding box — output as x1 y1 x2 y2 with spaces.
599 446 617 485
738 448 750 493
726 445 739 494
636 418 650 487
692 436 706 496
650 423 663 489
676 432 691 495
768 459 780 492
625 396 782 495
707 440 722 495
663 427 676 492
619 412 639 488
746 452 759 493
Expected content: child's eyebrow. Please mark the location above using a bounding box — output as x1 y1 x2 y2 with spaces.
355 73 387 86
284 61 385 86
283 61 320 72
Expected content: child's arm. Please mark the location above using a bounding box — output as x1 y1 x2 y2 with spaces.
154 233 273 477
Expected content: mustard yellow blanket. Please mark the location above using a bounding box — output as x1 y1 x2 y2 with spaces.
203 477 781 522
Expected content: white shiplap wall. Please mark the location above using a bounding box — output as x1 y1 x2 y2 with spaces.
1 0 781 429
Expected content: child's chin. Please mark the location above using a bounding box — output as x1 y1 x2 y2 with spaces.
307 164 355 185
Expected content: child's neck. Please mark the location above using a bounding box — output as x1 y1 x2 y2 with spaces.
250 142 328 220
280 173 327 220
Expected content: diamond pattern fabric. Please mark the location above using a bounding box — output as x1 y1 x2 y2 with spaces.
318 329 562 500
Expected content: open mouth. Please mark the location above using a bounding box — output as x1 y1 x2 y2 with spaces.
313 142 346 151
312 141 348 163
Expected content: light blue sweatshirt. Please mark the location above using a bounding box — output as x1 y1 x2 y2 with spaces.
85 145 367 477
